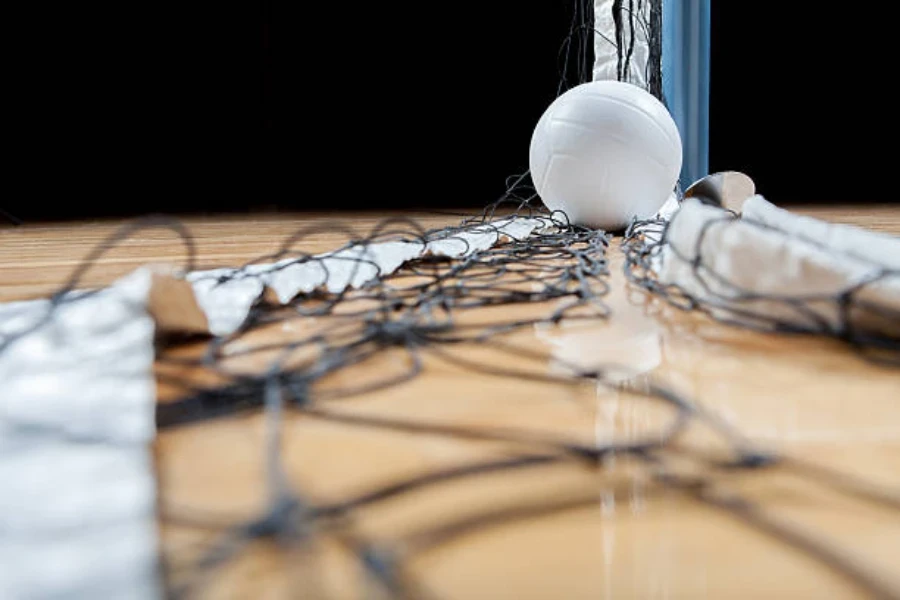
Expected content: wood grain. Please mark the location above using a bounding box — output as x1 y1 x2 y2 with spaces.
2 206 899 303
2 206 899 599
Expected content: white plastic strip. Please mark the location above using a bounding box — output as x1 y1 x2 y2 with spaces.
654 198 900 333
741 196 900 270
0 269 162 600
187 217 546 336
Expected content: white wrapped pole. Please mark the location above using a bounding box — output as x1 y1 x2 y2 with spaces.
654 198 900 337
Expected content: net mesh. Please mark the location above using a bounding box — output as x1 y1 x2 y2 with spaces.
146 196 899 598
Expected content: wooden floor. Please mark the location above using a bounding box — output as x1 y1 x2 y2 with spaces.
2 206 899 599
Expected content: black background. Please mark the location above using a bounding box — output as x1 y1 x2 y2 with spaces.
7 0 573 220
710 5 893 204
5 2 895 222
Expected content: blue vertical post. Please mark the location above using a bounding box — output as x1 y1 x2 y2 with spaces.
663 0 710 189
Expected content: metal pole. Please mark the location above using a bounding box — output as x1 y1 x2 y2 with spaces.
663 0 710 189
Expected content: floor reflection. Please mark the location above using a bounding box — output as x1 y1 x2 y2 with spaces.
530 255 900 598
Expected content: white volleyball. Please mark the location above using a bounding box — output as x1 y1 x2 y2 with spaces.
529 80 682 229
